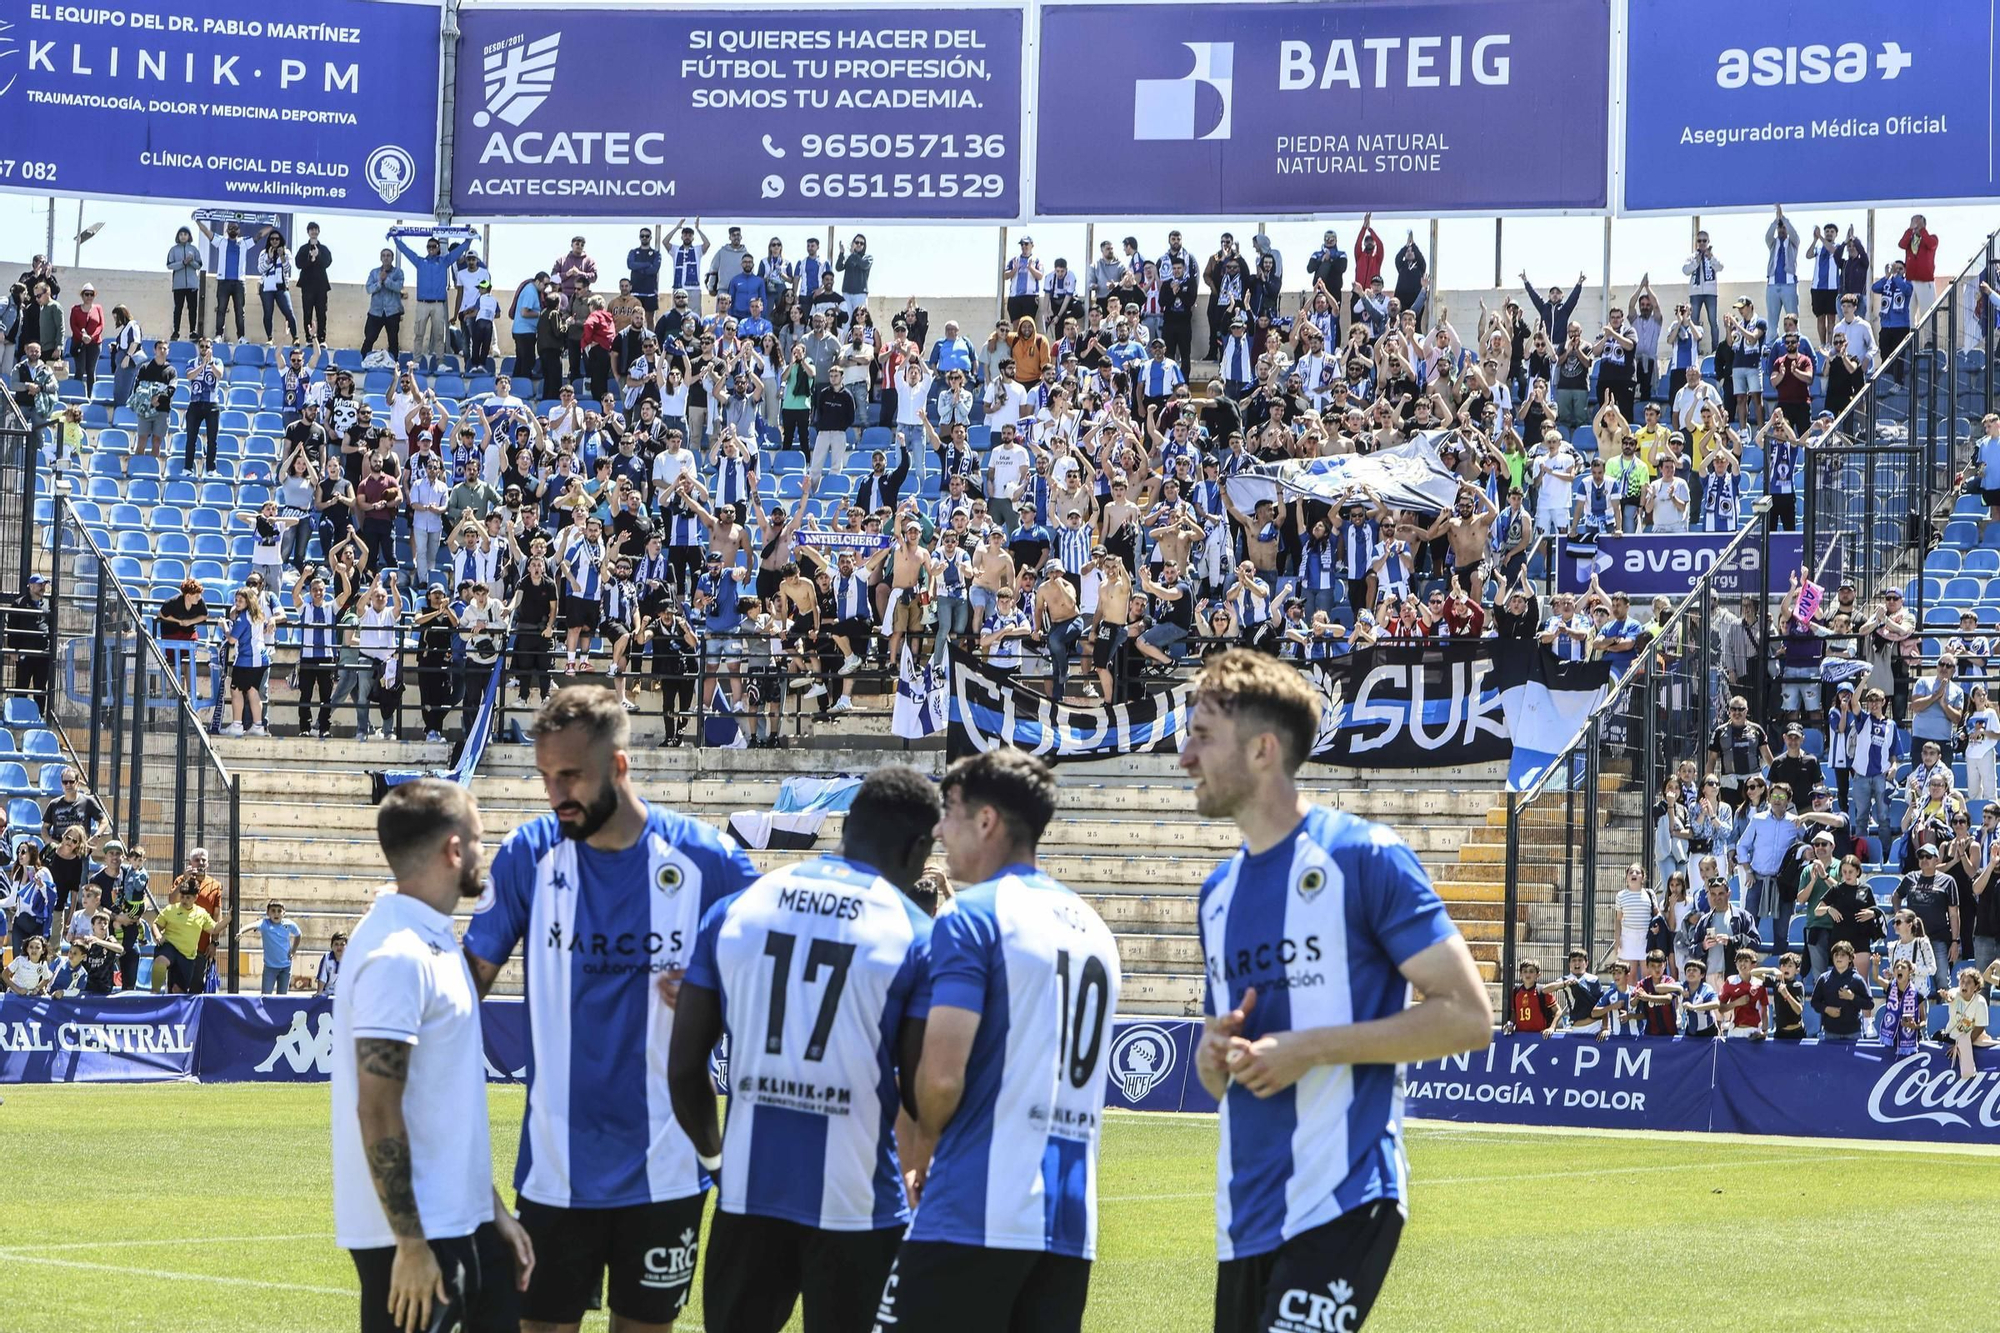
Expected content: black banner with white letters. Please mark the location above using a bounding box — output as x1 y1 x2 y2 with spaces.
944 641 1603 769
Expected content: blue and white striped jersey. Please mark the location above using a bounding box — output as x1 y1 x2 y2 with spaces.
909 867 1121 1260
465 804 759 1209
685 856 933 1231
1198 806 1458 1261
562 537 606 600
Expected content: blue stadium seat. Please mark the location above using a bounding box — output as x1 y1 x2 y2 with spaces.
5 698 46 729
153 559 188 585
228 535 255 559
240 460 274 484
218 411 251 434
108 503 143 528
188 507 224 533
1927 550 1964 577
260 388 289 410
251 412 286 435
85 476 121 502
127 479 161 505
1923 607 1959 627
7 798 41 834
155 532 192 558
89 453 123 478
1967 549 2000 577
109 555 144 582
199 482 234 508
433 375 466 398
214 433 242 458
36 764 66 794
227 385 262 409
331 348 364 371
163 480 198 505
244 434 279 459
240 484 272 506
193 535 227 558
1944 520 1979 549
190 559 227 583
127 454 162 479
98 429 131 454
1943 576 1982 604
0 763 31 797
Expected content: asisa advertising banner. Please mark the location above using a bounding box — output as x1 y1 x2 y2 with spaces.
1033 0 1610 217
1624 0 2000 212
0 0 442 213
452 3 1025 219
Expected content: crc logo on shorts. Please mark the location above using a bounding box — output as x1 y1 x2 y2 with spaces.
1274 1278 1359 1333
364 145 417 206
1108 1023 1178 1103
474 31 561 128
641 1227 698 1290
1295 868 1326 902
655 863 685 895
1133 42 1233 142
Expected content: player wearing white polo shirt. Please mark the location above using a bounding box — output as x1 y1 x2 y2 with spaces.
1179 652 1491 1333
333 779 533 1333
462 687 758 1331
875 749 1122 1333
666 765 943 1332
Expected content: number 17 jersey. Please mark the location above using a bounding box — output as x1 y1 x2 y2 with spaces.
909 866 1122 1260
684 855 934 1231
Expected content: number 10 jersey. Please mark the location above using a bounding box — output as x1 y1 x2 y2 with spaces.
907 866 1123 1260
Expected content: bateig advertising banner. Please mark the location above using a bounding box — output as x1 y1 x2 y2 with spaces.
1033 0 1610 217
452 4 1025 219
0 0 442 213
1623 0 2000 212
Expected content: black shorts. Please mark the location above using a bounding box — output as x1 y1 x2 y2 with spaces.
231 664 269 692
156 940 203 993
1980 486 2000 510
1214 1200 1404 1333
704 1209 904 1333
599 619 631 642
515 1193 705 1326
560 595 602 632
1810 288 1839 316
875 1240 1091 1333
351 1222 522 1333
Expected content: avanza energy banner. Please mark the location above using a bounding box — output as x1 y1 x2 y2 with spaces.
944 640 1609 783
1033 0 1609 217
1623 0 2000 211
0 0 442 213
452 3 1024 219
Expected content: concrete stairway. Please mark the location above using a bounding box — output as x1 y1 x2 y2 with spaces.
201 732 1560 1016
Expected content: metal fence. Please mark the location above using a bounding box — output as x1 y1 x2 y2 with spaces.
49 495 242 990
1806 229 2000 622
0 391 32 595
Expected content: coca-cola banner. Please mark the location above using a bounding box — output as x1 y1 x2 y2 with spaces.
1709 1039 2000 1145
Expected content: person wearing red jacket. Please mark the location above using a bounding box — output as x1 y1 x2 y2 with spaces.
580 295 617 401
1899 214 1942 297
67 283 105 396
1351 211 1384 290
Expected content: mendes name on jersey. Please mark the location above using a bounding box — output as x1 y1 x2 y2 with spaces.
464 804 758 1209
908 867 1122 1260
1198 806 1457 1262
685 855 934 1232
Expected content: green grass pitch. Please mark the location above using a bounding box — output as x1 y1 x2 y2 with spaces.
4 1083 1994 1331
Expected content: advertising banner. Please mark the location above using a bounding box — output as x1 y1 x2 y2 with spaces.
1033 0 1610 217
1624 1 2000 212
195 995 528 1083
1710 1039 2000 1146
452 4 1024 219
1556 532 1807 597
0 996 199 1083
945 641 1608 775
0 0 442 213
1405 1034 1716 1132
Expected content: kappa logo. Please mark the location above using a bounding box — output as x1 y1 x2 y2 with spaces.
1296 867 1326 902
1275 1278 1360 1332
1108 1023 1178 1102
363 145 417 206
641 1227 699 1289
253 1009 336 1076
1134 42 1233 142
474 32 561 129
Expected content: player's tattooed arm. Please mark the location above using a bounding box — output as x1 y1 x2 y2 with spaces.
354 1037 426 1240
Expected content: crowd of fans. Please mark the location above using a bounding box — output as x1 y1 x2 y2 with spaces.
0 205 1963 753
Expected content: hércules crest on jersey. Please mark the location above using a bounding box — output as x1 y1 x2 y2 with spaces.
655 863 684 894
1296 867 1326 902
